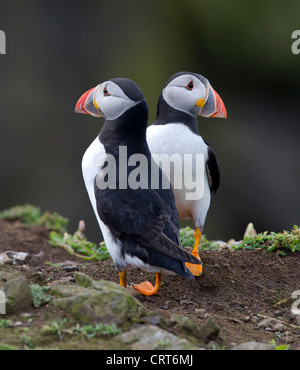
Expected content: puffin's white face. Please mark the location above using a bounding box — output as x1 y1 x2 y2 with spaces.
162 73 227 119
75 81 138 120
163 74 207 117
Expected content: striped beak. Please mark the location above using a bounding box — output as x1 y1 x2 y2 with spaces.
200 84 227 119
74 84 102 117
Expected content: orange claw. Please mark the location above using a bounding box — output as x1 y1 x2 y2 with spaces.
133 273 161 296
185 228 203 277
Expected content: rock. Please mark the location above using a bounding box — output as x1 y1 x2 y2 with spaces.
27 252 45 266
232 342 275 350
213 302 227 311
62 265 79 272
48 284 88 297
78 220 85 232
74 272 93 288
274 310 284 317
51 279 147 325
257 318 273 329
231 300 244 307
20 313 35 319
142 315 161 326
195 308 206 318
115 325 199 350
50 276 75 285
257 317 288 332
265 327 274 332
244 223 257 238
13 321 23 327
0 271 32 314
2 251 44 266
272 322 288 332
197 316 220 343
227 239 236 248
0 253 12 265
170 313 200 339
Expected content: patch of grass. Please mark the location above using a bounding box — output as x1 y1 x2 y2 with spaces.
69 323 122 338
30 284 52 308
41 319 68 342
49 228 110 261
0 204 68 234
180 225 300 255
154 338 170 350
233 225 300 254
0 342 17 350
42 320 121 342
19 334 33 348
0 319 11 328
180 227 195 248
180 226 219 250
269 339 290 350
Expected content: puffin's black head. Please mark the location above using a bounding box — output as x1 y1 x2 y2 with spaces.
157 71 227 120
75 77 148 125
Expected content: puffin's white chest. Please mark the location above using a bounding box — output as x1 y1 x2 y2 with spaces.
81 137 123 264
147 123 211 229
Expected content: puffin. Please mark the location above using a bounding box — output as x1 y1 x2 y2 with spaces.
74 78 201 296
147 72 227 277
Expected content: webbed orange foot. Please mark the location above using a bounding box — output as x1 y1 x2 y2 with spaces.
133 272 161 296
185 228 203 277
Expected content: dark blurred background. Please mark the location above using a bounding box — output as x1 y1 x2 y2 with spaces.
0 0 299 243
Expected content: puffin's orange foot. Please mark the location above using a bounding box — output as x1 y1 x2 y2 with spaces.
186 228 203 277
185 252 203 277
133 281 159 296
133 272 161 296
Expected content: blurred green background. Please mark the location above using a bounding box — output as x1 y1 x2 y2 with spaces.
0 0 299 243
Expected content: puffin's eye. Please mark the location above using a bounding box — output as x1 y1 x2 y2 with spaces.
185 81 194 90
103 87 110 96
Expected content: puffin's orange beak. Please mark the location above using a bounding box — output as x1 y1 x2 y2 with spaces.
199 85 227 119
74 84 102 117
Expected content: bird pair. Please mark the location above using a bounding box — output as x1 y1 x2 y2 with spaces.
75 72 227 296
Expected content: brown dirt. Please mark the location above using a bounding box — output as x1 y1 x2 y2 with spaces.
1 218 300 349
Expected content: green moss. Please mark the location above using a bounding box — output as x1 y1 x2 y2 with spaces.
0 204 68 234
49 229 110 261
0 342 17 350
0 319 12 328
30 284 52 308
180 226 219 250
233 225 300 254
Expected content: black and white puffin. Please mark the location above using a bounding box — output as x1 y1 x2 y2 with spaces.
75 78 201 296
147 72 227 277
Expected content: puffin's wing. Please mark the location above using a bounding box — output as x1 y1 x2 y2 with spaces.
205 145 220 194
94 183 200 264
95 185 165 240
